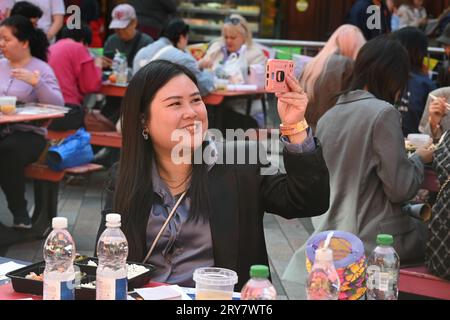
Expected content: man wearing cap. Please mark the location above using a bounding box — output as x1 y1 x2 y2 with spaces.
104 3 153 68
100 3 154 131
436 23 450 88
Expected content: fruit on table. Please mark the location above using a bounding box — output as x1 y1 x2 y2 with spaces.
109 73 117 83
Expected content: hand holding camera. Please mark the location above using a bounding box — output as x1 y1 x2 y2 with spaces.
266 60 308 144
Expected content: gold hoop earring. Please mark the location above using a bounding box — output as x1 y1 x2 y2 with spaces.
142 128 149 140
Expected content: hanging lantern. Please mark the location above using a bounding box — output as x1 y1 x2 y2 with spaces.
296 0 309 12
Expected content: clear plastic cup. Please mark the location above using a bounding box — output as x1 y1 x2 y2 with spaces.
193 267 238 300
0 96 17 115
407 133 432 148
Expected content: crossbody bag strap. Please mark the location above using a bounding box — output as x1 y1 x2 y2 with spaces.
142 190 188 264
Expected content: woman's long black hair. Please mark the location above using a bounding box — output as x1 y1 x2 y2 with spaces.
347 35 410 105
1 15 49 62
391 26 428 74
114 60 211 259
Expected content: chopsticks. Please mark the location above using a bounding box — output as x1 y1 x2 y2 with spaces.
429 94 450 111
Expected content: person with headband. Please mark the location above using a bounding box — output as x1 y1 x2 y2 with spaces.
199 14 267 130
199 14 266 71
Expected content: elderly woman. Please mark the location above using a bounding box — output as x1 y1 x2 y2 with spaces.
300 24 366 130
199 14 266 71
199 14 267 129
0 16 64 228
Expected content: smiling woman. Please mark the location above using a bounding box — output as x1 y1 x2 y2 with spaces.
97 60 330 290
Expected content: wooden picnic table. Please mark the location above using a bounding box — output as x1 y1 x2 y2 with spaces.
0 104 67 124
100 82 127 97
202 89 267 105
101 82 266 104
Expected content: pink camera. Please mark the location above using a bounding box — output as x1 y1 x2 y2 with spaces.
265 59 294 93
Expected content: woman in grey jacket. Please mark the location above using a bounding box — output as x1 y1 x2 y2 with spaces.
284 36 433 285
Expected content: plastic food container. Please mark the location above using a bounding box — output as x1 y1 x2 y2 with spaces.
0 96 17 115
7 258 156 299
193 267 238 300
74 257 155 290
407 134 432 148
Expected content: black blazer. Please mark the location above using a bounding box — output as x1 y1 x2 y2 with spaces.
96 141 330 290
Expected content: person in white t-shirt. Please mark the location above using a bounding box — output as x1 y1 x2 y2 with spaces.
0 0 14 23
20 0 65 42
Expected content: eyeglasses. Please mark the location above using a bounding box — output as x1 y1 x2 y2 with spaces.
224 16 248 33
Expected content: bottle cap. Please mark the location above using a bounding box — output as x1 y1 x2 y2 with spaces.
249 265 269 278
315 247 333 261
376 234 393 246
52 217 68 229
106 213 121 227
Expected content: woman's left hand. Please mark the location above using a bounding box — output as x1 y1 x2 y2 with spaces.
276 75 308 125
11 68 40 86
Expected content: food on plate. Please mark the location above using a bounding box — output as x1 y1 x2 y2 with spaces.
24 271 85 282
80 281 96 289
85 260 149 279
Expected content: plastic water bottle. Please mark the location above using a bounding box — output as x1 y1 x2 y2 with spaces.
116 55 128 85
96 213 129 300
366 234 400 300
306 247 340 300
111 51 122 75
241 265 277 300
43 217 76 300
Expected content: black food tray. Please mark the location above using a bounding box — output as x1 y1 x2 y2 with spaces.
74 257 156 290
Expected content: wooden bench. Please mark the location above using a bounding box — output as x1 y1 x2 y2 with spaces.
46 130 122 148
24 163 103 239
399 265 450 300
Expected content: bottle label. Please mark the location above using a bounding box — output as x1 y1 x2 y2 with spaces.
378 272 391 292
366 265 380 290
96 276 127 300
43 279 75 300
367 266 396 292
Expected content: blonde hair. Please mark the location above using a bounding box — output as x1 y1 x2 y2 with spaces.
222 14 253 46
300 24 366 101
